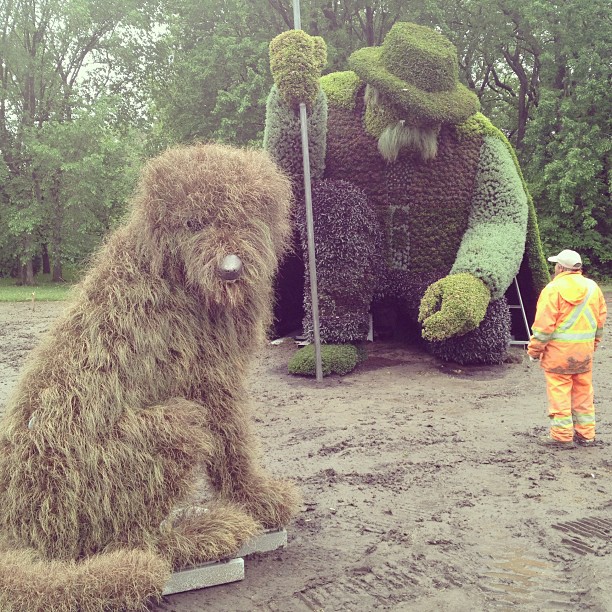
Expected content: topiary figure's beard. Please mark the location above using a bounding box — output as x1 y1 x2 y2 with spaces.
377 120 440 162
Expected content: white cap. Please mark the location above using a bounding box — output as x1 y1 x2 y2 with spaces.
548 249 582 269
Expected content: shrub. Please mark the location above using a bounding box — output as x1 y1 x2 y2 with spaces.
269 30 326 111
320 71 361 111
288 343 364 376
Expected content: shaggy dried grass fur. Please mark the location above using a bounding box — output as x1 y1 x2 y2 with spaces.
0 143 301 610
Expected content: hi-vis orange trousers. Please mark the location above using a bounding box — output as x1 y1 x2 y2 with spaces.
545 370 595 442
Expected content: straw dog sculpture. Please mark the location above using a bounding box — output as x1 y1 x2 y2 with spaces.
0 143 299 610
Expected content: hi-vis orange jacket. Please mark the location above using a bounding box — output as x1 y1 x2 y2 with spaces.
527 271 607 374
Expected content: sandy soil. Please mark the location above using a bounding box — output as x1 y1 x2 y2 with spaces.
1 300 611 611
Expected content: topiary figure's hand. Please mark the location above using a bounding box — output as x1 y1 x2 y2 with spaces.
418 273 491 342
269 30 326 111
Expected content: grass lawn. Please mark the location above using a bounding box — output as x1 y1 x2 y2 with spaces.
0 274 76 302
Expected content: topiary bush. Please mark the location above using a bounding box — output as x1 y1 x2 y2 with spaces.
296 178 383 344
320 71 361 111
288 343 365 376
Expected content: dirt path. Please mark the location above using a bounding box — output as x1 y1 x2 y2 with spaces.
1 300 611 611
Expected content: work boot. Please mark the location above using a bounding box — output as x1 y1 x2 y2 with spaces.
537 436 576 449
574 433 596 447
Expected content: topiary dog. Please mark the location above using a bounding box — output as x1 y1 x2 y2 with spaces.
0 143 300 611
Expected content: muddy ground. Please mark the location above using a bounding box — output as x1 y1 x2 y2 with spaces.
1 300 611 611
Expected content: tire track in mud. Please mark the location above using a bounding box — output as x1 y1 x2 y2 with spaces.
551 516 612 556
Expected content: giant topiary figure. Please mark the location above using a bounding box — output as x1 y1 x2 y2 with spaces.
0 143 300 611
265 23 549 367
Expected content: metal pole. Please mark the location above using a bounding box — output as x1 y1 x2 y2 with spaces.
292 0 323 381
299 104 323 381
292 0 301 29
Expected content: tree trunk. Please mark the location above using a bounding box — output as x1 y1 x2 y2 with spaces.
364 6 375 46
21 261 34 286
41 243 51 274
51 172 63 282
52 258 62 282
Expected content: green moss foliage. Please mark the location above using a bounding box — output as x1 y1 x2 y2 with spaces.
320 71 362 111
451 135 528 299
418 273 490 341
378 23 457 93
427 296 511 365
348 23 479 125
269 30 327 110
263 85 327 186
297 179 383 343
288 343 364 376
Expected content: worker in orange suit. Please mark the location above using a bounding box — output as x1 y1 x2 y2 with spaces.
528 249 607 449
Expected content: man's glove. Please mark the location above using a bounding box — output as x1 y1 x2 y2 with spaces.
269 30 326 110
529 355 539 362
418 273 491 342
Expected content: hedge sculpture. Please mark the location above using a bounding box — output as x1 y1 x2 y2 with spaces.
265 22 549 370
0 143 300 611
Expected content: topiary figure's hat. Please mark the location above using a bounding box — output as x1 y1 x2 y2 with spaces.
349 22 479 125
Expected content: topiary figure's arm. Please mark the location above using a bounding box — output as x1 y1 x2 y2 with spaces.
450 134 529 299
418 135 528 342
264 30 328 183
263 85 327 183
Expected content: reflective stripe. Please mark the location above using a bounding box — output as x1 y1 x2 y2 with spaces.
573 413 595 425
551 333 597 342
556 285 595 332
584 308 597 329
532 330 552 341
551 415 573 428
551 284 598 342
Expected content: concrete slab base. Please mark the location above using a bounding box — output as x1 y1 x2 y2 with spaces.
162 557 244 595
235 528 287 557
162 529 288 595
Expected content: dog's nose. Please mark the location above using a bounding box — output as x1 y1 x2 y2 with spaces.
217 254 243 281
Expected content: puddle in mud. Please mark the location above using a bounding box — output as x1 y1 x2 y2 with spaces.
478 545 581 609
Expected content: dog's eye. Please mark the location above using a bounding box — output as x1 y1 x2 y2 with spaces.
185 219 204 232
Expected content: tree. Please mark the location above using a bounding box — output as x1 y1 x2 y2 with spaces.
0 0 155 282
522 0 611 274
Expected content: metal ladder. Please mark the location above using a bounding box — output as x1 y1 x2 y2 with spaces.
508 276 531 346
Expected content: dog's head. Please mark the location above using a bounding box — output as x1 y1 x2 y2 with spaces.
134 143 292 308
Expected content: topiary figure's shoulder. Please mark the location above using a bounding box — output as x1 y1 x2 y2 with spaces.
320 70 363 112
455 112 503 140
